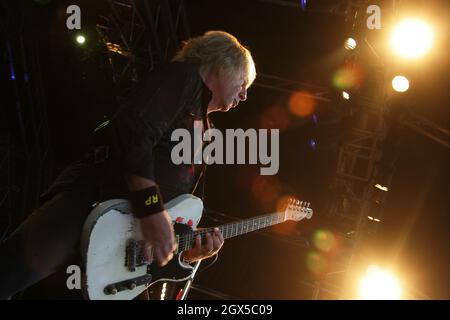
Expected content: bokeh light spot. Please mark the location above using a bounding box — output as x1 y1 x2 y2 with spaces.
332 64 364 90
313 229 337 253
260 105 291 131
306 251 328 276
250 175 282 212
288 90 316 118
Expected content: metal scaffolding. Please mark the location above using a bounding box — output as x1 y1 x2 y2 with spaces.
309 65 392 299
95 0 190 96
305 1 450 299
402 112 450 150
254 73 331 102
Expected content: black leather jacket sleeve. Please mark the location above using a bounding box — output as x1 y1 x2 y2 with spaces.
107 62 205 181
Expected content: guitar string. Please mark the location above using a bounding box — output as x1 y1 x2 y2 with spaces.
133 209 305 255
133 214 284 255
176 212 289 250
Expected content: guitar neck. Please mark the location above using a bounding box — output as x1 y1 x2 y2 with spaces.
178 211 287 252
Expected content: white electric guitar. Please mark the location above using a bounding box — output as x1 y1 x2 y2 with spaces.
80 194 313 300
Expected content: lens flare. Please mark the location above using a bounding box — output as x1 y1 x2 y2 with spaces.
250 175 282 211
306 251 328 275
288 90 316 118
276 195 295 214
271 195 299 236
313 229 337 253
332 64 364 90
260 105 291 131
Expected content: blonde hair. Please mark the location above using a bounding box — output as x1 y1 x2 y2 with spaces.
172 31 256 87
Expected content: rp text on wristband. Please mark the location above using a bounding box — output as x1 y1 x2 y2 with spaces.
129 185 165 218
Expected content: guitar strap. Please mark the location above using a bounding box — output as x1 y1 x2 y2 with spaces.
190 113 213 201
180 110 212 300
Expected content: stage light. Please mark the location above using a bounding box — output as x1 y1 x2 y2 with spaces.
76 35 86 45
160 282 167 300
392 75 409 92
300 0 307 10
342 91 350 100
309 139 317 150
344 38 357 50
390 18 434 59
358 265 402 299
375 184 388 192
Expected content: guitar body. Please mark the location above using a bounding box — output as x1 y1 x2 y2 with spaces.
80 193 313 300
80 194 203 300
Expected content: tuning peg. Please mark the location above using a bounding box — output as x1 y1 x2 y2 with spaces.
307 202 310 208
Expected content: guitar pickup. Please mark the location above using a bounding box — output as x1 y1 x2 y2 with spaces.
104 274 152 295
125 236 180 272
125 240 149 271
125 240 138 272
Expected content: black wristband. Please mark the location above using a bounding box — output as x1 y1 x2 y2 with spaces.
129 186 165 219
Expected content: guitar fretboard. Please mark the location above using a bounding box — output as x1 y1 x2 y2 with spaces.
177 211 286 252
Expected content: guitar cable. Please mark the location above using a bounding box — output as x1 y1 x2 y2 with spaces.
195 252 219 276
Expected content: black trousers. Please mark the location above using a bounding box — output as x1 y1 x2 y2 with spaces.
0 185 99 300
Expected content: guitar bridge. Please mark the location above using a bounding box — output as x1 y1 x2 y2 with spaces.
125 240 147 271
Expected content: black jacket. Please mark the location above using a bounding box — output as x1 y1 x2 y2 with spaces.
43 61 212 204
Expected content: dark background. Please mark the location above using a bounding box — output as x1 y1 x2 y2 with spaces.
1 0 449 299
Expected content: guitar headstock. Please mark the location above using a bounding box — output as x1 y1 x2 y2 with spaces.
284 198 313 221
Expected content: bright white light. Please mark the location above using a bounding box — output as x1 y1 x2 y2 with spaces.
390 19 434 59
392 75 410 93
345 38 357 50
359 265 402 300
76 35 86 44
160 282 167 300
375 184 388 192
342 91 350 100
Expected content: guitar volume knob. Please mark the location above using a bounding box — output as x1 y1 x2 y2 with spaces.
107 286 118 295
